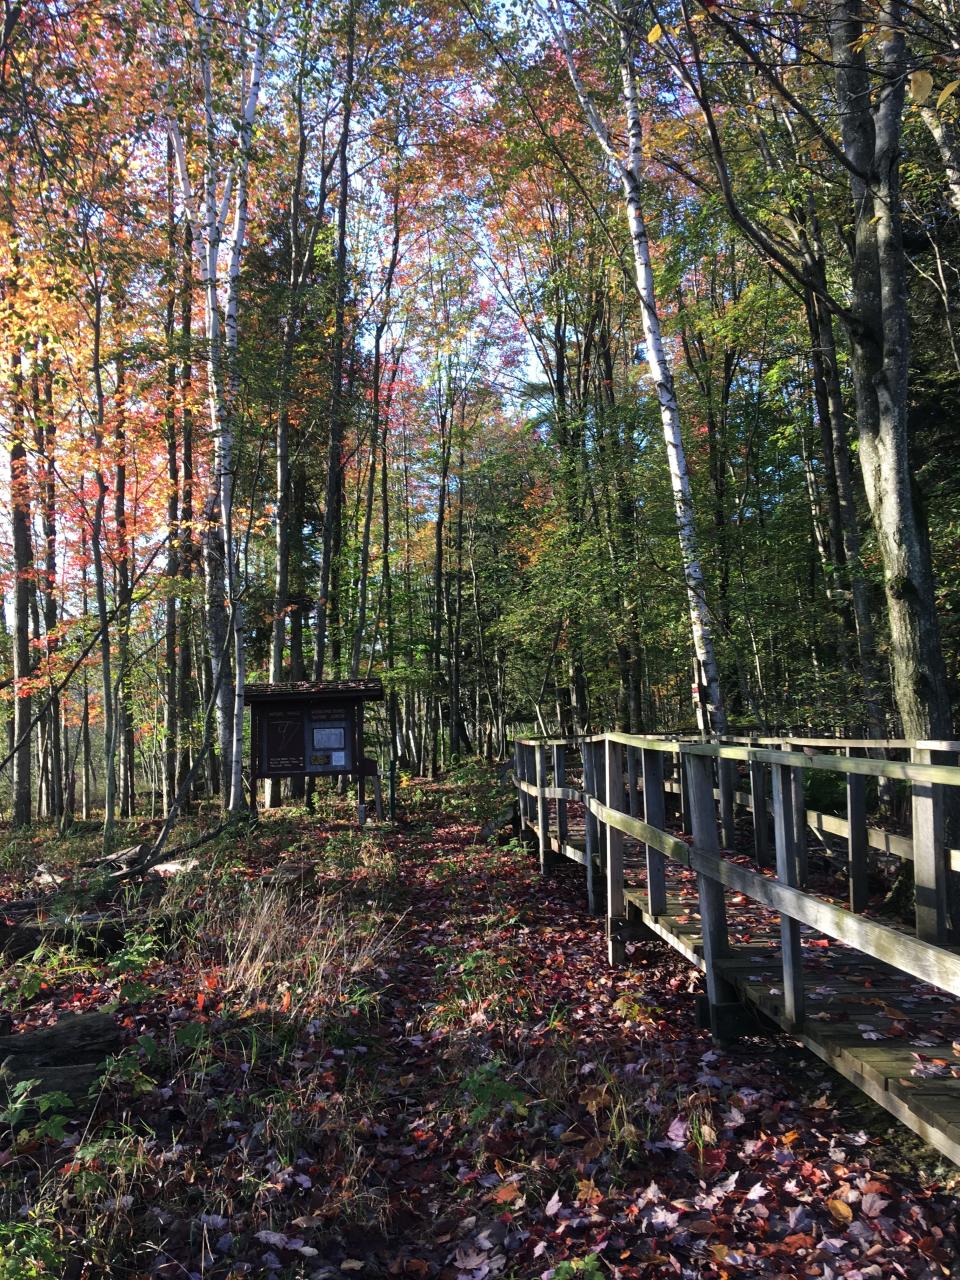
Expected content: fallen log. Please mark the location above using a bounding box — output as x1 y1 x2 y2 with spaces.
0 915 125 961
0 1012 123 1106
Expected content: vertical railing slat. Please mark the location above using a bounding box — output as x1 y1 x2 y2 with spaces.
719 757 736 848
605 736 626 965
677 750 689 830
593 741 608 877
846 746 868 913
772 761 805 1029
786 741 808 886
912 746 947 944
582 740 598 914
749 755 768 867
641 747 667 917
535 743 550 875
684 748 734 1037
626 745 639 818
517 742 528 831
553 743 568 850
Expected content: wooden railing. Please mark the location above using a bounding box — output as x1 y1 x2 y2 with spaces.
513 733 960 1040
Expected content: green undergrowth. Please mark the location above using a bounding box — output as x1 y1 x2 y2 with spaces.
0 768 523 1275
1 762 953 1278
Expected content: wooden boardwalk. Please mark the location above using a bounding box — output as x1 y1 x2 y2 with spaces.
515 735 960 1164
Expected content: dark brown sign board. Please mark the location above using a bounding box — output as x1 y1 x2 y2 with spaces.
244 680 384 822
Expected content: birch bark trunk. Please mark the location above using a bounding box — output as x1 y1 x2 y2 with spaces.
546 1 726 733
315 0 355 680
617 48 725 734
169 0 272 809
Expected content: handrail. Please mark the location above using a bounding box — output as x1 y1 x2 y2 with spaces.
687 847 960 1000
586 787 960 1001
514 734 960 786
512 729 960 1043
585 794 693 864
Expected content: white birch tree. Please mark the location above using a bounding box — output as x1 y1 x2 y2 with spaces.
538 0 727 735
167 0 275 810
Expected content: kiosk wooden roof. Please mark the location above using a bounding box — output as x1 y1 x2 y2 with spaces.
243 679 384 704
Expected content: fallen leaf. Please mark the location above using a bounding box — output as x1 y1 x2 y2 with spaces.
827 1199 853 1226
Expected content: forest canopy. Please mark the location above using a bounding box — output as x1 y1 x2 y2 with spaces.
2 0 959 835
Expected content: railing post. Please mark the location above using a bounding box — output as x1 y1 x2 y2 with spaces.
605 736 626 965
582 740 599 914
641 748 667 917
772 761 805 1029
718 757 736 848
553 743 568 849
846 747 869 913
684 748 735 1038
535 743 551 875
749 754 768 866
911 746 947 944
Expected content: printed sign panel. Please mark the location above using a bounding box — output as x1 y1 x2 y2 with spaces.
263 710 305 774
305 710 353 773
254 700 359 777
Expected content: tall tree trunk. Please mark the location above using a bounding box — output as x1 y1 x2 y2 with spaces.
164 140 180 812
177 220 195 797
447 433 467 758
90 288 117 844
315 0 355 679
351 203 401 679
35 338 61 818
549 6 727 734
430 397 453 777
830 0 951 738
803 268 885 733
113 314 135 817
168 0 270 810
9 347 32 828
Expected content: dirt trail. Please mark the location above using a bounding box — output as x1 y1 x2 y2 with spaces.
1 782 959 1277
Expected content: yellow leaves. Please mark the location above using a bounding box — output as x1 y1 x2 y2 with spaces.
909 70 934 104
827 1198 854 1226
578 1083 610 1115
575 1178 603 1207
648 22 663 43
937 79 960 109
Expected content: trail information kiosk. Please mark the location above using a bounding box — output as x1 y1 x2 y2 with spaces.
245 679 384 823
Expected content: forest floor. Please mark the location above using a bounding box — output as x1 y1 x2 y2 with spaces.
0 763 959 1279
